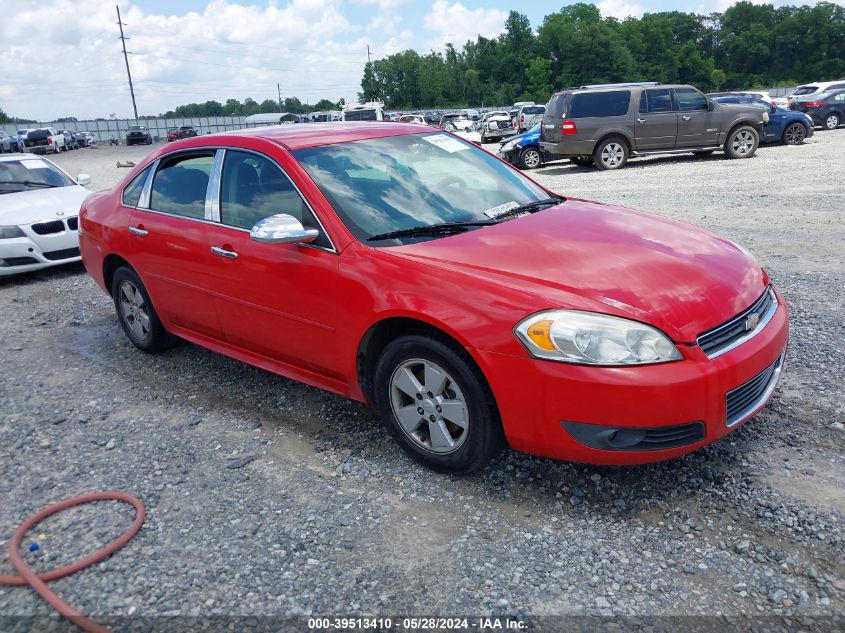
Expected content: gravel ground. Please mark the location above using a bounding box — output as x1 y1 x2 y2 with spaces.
1 132 844 630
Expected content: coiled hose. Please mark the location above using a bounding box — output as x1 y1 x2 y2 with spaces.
0 492 145 633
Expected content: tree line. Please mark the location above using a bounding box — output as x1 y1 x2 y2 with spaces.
151 96 347 119
359 1 845 108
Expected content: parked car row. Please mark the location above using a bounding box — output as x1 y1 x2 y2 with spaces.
1 128 97 153
496 80 843 171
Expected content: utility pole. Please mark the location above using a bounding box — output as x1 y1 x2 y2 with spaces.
277 83 283 111
116 5 138 120
367 45 371 65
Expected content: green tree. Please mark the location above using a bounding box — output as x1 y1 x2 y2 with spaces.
525 57 554 103
259 99 278 113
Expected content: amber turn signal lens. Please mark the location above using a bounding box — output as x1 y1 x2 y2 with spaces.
526 319 556 351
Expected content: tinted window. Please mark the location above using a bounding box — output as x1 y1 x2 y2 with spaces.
122 165 152 207
344 109 378 121
792 86 818 96
149 153 214 219
834 92 845 101
220 150 329 247
523 106 545 115
674 88 708 111
547 93 568 120
641 88 673 113
569 91 630 118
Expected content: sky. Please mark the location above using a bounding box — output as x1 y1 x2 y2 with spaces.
0 0 833 121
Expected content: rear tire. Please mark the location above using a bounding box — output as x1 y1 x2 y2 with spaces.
111 266 170 353
373 335 505 473
593 137 629 170
724 125 759 159
824 113 840 130
519 147 542 170
782 123 807 145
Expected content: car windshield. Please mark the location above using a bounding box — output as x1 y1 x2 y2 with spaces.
0 157 75 193
129 126 144 131
792 86 818 96
294 132 550 245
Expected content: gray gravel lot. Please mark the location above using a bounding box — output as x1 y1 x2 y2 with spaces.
1 132 844 629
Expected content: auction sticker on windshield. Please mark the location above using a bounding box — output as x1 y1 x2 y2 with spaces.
421 133 470 153
20 159 50 170
482 201 519 218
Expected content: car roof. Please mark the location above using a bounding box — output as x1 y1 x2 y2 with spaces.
207 122 432 150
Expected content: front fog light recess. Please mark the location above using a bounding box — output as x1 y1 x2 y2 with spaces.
515 310 682 365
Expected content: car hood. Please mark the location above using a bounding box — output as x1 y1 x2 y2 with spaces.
386 200 766 342
0 185 90 225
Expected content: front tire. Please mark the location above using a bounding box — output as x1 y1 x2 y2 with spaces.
782 122 807 145
724 125 759 159
824 113 840 130
519 146 542 169
373 335 505 473
593 137 628 170
111 266 170 353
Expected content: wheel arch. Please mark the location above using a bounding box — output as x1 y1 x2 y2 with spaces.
102 253 135 295
355 314 489 404
595 131 633 154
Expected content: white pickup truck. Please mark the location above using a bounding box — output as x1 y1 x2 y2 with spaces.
25 128 66 154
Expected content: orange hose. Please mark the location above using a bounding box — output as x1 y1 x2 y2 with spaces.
0 491 145 633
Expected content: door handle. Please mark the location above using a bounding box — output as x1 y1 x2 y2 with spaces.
681 115 692 121
128 226 148 236
211 246 238 259
636 118 645 124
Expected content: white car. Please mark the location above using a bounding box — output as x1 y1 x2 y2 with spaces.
479 111 513 143
398 114 427 124
0 154 91 276
443 120 481 144
788 80 845 102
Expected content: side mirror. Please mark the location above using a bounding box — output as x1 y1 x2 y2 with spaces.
707 99 715 111
770 104 777 113
77 173 91 186
250 214 318 245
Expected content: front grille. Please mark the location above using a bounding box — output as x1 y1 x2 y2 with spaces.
66 216 78 231
1 256 39 266
634 422 706 450
725 354 783 427
31 219 65 235
697 287 777 358
42 247 80 261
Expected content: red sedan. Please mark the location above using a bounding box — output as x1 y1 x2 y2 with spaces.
78 123 788 473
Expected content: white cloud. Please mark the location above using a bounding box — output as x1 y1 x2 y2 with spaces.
356 0 412 8
0 0 385 121
368 14 403 34
423 0 508 49
597 0 645 19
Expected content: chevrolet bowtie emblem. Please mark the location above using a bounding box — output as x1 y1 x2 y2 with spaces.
745 313 760 332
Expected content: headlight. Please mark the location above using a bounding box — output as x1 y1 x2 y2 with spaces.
500 140 516 152
515 310 682 365
0 225 26 239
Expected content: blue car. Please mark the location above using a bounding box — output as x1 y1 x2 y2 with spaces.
712 95 815 145
497 123 573 169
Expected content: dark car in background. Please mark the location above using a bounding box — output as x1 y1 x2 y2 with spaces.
74 131 94 147
126 125 153 146
789 90 845 130
540 83 768 170
711 95 815 144
177 126 198 139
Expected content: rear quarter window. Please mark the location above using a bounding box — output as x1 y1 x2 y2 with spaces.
569 91 631 118
122 165 152 207
523 106 545 115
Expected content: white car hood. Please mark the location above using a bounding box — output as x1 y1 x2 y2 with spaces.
0 185 90 226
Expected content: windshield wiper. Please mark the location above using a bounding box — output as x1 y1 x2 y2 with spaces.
0 180 59 188
367 220 496 242
492 196 563 222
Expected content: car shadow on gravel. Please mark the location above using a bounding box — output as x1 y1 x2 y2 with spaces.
0 262 86 287
536 152 728 176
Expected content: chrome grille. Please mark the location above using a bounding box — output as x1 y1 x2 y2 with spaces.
725 354 784 427
697 287 777 358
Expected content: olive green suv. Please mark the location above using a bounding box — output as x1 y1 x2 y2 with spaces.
539 83 768 170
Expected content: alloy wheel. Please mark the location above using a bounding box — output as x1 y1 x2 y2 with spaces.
522 149 541 169
731 130 755 155
825 114 839 130
783 123 806 145
118 280 151 342
601 142 624 167
389 358 469 454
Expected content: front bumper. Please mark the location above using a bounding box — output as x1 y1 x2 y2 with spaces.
0 225 81 276
476 292 789 465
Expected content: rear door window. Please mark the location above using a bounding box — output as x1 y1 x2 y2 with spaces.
640 88 673 113
523 106 545 115
149 152 215 219
673 88 709 111
569 91 630 118
122 165 152 207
